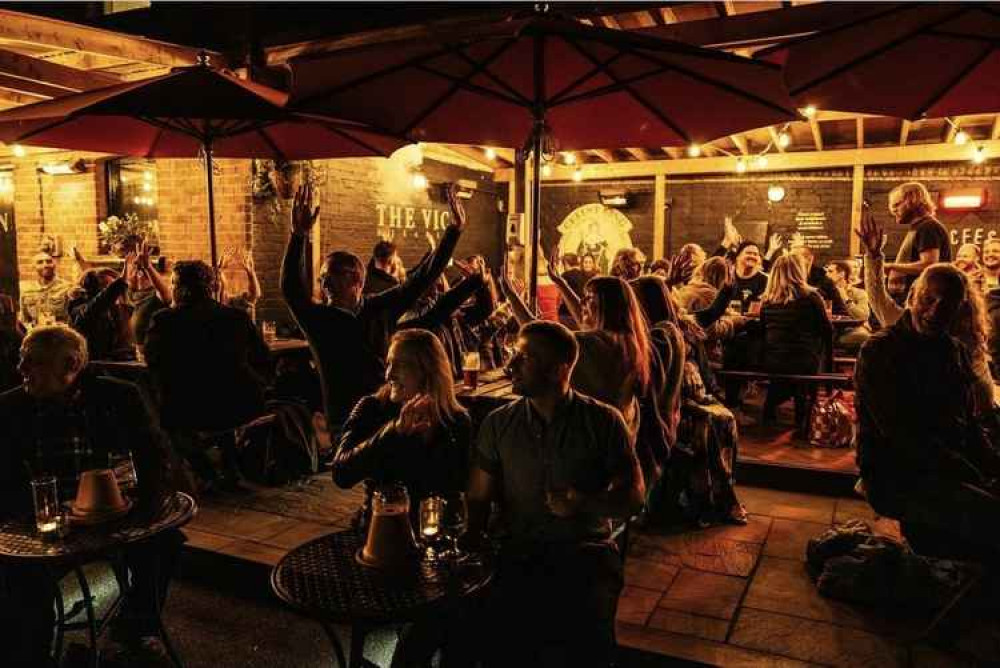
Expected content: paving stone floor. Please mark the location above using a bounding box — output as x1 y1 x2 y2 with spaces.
184 476 998 667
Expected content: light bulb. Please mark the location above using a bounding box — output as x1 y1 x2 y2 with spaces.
541 163 552 177
563 152 576 165
972 146 987 164
133 196 141 204
801 105 817 118
484 147 496 160
954 130 969 146
572 168 583 182
411 173 428 189
735 158 747 174
142 183 152 192
777 132 791 149
12 144 26 158
143 171 153 181
755 154 769 169
686 143 701 158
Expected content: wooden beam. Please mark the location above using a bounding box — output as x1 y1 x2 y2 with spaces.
632 11 657 28
815 110 880 122
589 149 616 163
493 147 516 164
0 87 46 106
659 8 679 24
945 117 959 144
0 9 217 68
654 173 665 260
723 1 738 16
768 126 786 153
0 71 71 98
729 134 748 155
809 117 824 151
0 48 120 91
599 15 622 30
625 147 651 161
856 118 864 149
421 144 495 173
662 147 682 159
850 164 863 256
991 115 1000 141
495 139 1000 182
899 119 911 147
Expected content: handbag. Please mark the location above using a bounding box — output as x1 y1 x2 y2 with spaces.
808 390 856 449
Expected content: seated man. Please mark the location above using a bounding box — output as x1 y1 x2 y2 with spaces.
145 260 270 490
466 321 644 667
856 264 1000 559
0 326 179 665
825 259 871 350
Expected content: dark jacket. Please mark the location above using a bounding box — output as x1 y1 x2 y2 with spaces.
281 226 460 430
807 265 848 315
333 394 471 505
363 264 399 296
988 288 1000 380
855 311 995 518
145 299 269 431
0 327 22 393
0 371 168 517
761 292 833 374
68 277 134 361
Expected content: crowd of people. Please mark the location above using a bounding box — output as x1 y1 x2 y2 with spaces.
2 178 1000 666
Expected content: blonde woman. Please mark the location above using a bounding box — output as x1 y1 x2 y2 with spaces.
333 329 472 525
760 255 833 430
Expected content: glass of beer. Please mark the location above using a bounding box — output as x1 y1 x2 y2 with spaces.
462 352 481 389
31 476 61 539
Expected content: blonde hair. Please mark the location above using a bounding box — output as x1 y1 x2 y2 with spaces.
761 255 814 305
891 182 936 219
376 329 467 424
23 325 89 369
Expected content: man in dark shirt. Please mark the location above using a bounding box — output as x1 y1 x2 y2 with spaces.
363 239 402 296
0 326 179 665
281 183 466 433
68 267 135 361
856 264 1000 558
791 245 848 315
466 321 644 667
145 260 270 487
885 181 951 294
731 240 768 312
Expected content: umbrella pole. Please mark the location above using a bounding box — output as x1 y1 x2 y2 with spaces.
203 140 219 269
528 123 542 313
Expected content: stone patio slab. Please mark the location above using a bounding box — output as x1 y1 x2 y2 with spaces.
616 586 663 626
738 487 836 524
647 608 730 642
763 518 828 561
659 568 747 620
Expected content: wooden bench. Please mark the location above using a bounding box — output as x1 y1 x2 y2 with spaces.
715 369 853 388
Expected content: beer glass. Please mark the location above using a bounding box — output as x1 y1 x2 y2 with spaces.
462 352 481 389
262 321 277 342
108 451 139 496
31 476 60 537
438 492 468 561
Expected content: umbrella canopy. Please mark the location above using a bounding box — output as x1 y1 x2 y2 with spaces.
286 13 796 150
0 63 408 265
780 2 1000 120
286 12 796 305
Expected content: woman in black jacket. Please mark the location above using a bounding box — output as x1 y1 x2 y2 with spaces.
334 328 472 526
760 255 834 431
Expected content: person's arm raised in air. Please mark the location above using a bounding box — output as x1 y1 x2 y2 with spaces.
546 249 584 327
239 248 262 305
372 184 467 321
137 241 173 305
497 273 537 326
400 274 484 331
280 184 322 323
856 203 903 328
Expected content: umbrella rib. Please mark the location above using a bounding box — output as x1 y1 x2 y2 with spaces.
552 62 679 108
547 50 628 107
323 124 391 157
451 40 534 108
914 43 996 119
561 35 690 144
411 63 528 108
926 29 1000 46
146 124 168 158
615 40 796 119
254 127 288 163
788 4 971 97
403 39 522 135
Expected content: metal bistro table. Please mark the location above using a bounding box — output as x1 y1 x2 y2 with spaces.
0 492 197 668
271 529 493 668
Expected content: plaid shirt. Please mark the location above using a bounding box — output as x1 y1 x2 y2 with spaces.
27 387 110 501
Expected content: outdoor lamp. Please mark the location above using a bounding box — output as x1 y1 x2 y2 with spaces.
599 189 630 208
767 185 786 203
37 159 88 175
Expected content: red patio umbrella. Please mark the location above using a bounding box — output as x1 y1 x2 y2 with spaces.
285 11 796 305
779 2 1000 120
0 59 407 266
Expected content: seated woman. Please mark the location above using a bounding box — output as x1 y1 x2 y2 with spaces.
759 255 834 433
333 329 472 526
633 275 746 526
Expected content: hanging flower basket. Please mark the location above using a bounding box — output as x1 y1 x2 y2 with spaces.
98 213 159 257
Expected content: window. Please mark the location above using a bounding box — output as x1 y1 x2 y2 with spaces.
102 158 159 255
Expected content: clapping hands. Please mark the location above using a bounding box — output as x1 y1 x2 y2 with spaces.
446 184 468 232
396 394 434 439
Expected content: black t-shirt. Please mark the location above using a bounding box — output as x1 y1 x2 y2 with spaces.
894 215 950 293
734 272 768 312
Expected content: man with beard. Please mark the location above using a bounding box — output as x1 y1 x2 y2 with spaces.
731 240 768 313
465 320 643 667
883 182 951 295
20 251 70 326
981 238 1000 291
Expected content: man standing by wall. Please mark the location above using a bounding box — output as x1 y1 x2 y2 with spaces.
883 182 951 294
20 251 70 326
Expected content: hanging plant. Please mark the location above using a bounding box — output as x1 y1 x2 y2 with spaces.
98 213 159 257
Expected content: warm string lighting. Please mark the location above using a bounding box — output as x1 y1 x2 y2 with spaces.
12 144 26 158
562 152 576 165
572 167 583 182
686 143 701 158
972 145 987 164
410 172 428 189
541 163 552 177
484 147 497 160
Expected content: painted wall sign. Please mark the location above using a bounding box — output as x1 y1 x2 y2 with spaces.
375 204 451 242
794 211 834 250
556 203 635 275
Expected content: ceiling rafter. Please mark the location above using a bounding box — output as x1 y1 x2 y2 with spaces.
768 126 786 153
992 115 1000 141
899 119 912 147
809 116 824 151
589 148 616 163
0 47 120 91
856 117 864 149
625 147 651 161
729 134 748 155
0 71 70 98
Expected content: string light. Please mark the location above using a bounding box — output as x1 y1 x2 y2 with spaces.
954 130 969 146
686 143 701 158
777 131 791 149
735 158 747 174
11 144 25 158
572 167 583 182
800 105 817 118
755 154 769 169
972 145 987 164
411 172 428 189
484 147 497 160
562 152 576 165
541 163 552 177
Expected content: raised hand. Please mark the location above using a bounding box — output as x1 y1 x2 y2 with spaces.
238 247 255 271
789 231 806 250
665 253 694 287
546 245 564 281
291 183 320 236
137 239 152 270
855 203 885 257
768 233 784 253
396 395 434 437
218 246 236 270
446 184 468 231
124 251 139 286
